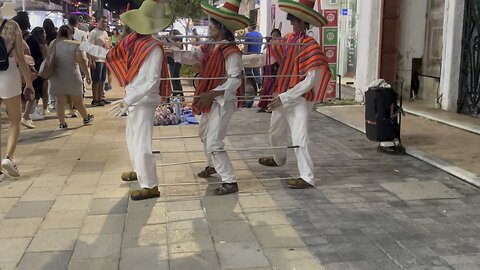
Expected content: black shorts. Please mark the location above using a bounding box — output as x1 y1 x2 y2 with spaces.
33 77 44 100
91 62 107 82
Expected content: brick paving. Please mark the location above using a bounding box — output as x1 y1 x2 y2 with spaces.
0 86 480 269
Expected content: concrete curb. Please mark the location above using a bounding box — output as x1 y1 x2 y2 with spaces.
317 107 480 188
403 108 480 135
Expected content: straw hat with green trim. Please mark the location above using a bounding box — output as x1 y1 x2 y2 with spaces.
120 0 174 35
201 0 253 32
278 0 328 27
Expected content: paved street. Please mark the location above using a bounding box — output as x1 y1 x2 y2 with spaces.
1 89 480 269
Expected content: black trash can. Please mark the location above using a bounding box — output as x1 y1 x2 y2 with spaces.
365 87 399 142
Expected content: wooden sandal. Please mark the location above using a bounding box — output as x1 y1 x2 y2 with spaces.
130 187 160 200
198 166 216 178
121 171 137 181
287 178 313 189
214 183 239 195
258 156 278 167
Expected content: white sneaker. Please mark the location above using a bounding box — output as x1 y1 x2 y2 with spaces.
30 110 44 121
68 109 78 118
2 158 20 177
42 108 50 115
21 118 35 129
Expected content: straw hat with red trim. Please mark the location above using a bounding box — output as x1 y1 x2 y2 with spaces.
120 0 174 35
278 0 328 27
201 0 253 32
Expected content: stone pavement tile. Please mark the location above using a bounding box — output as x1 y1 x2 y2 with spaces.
168 227 215 254
216 241 270 269
450 264 480 270
167 210 205 222
97 173 123 186
119 246 168 270
80 214 125 235
60 182 97 195
0 262 16 270
164 185 199 197
125 203 166 226
239 193 277 209
0 180 32 197
252 225 306 248
0 238 31 264
210 220 257 243
245 209 290 226
65 172 101 185
122 224 167 248
51 195 92 211
0 217 42 238
0 198 17 214
322 262 352 270
68 256 119 270
264 247 325 270
71 234 122 259
5 200 53 219
31 175 68 187
168 217 209 230
41 210 87 229
166 198 202 212
202 196 246 221
89 197 128 215
93 185 130 198
17 251 72 270
28 229 79 252
19 186 62 201
170 251 221 270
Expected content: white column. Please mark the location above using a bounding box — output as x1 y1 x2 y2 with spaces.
260 0 272 38
354 0 382 102
440 0 465 111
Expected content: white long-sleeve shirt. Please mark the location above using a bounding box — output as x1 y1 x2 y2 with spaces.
177 44 243 106
79 42 163 106
242 53 324 106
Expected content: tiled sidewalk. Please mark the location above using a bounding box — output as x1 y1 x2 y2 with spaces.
1 88 480 269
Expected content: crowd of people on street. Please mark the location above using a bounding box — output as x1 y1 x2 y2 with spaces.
0 0 332 200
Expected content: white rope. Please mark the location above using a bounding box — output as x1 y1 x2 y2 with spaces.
164 40 308 46
157 177 296 187
152 145 299 154
159 74 306 81
157 157 260 167
161 34 286 41
153 132 268 140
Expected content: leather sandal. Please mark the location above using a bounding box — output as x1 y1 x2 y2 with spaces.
214 183 239 195
198 166 216 178
130 187 160 200
287 178 313 189
258 156 278 167
121 171 137 181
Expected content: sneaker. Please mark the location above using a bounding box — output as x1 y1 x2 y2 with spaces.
104 82 112 91
41 108 50 115
58 123 68 129
101 99 111 104
21 118 35 129
83 114 94 125
30 110 44 120
68 109 78 118
48 104 55 111
2 158 20 177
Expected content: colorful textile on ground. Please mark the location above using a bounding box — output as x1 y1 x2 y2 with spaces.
270 32 332 103
193 43 245 115
105 33 172 101
154 101 198 126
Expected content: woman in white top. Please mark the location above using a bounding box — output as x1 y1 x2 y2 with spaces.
0 4 35 180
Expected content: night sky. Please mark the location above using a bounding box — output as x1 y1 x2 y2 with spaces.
104 0 138 13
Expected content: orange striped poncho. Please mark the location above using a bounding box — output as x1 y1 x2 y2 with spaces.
193 43 245 115
105 33 172 101
270 32 332 103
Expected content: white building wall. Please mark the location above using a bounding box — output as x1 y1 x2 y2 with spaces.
440 0 465 111
396 0 428 94
354 0 382 102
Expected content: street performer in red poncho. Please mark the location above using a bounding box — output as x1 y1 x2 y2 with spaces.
173 0 251 195
243 0 332 189
76 0 173 200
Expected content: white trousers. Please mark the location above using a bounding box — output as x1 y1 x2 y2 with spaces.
270 98 315 185
126 104 158 189
199 101 237 183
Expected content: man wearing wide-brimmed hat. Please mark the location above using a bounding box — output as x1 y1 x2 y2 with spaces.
173 0 252 195
76 0 173 200
244 0 332 189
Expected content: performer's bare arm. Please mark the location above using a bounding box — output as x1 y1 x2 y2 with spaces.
242 52 276 68
78 42 109 60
